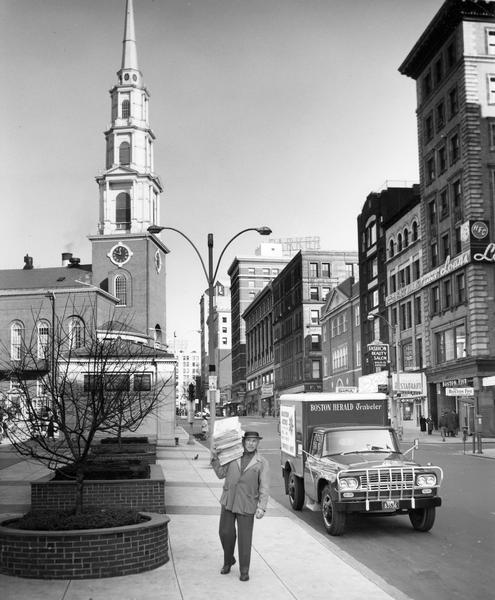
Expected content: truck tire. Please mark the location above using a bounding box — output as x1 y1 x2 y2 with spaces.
288 471 304 511
321 484 346 536
409 506 436 532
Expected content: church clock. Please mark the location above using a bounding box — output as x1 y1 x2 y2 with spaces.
108 243 132 266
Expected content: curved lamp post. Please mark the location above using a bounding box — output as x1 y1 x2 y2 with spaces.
148 225 272 441
367 313 402 438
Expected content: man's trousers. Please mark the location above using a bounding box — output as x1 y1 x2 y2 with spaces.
218 506 255 575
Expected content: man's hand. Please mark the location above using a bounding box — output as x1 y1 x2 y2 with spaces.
210 447 218 459
255 508 265 519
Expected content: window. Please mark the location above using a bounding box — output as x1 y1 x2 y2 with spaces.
454 227 462 254
416 338 423 369
449 133 460 164
369 257 378 279
272 268 279 275
434 57 443 84
134 374 152 391
317 263 329 278
490 121 495 147
115 274 128 306
442 233 450 260
69 317 84 349
436 324 466 363
397 233 403 252
356 341 361 367
431 286 440 314
446 41 456 69
422 72 432 99
10 322 24 360
415 296 422 325
310 287 319 300
309 263 319 278
438 146 447 173
248 267 255 275
222 337 228 344
489 75 495 103
429 200 437 225
262 268 270 275
322 287 331 299
222 316 227 323
311 359 321 379
354 304 360 327
390 273 397 293
436 101 445 131
456 272 466 303
311 334 321 351
413 259 421 280
389 239 395 257
426 156 435 184
116 192 131 229
412 221 419 241
443 279 452 309
404 228 409 248
364 221 377 248
391 307 398 327
449 86 458 117
310 309 319 325
425 114 434 142
105 374 130 391
222 327 227 333
37 321 50 359
439 188 449 218
248 280 255 288
119 141 131 165
452 180 462 219
431 242 439 267
121 99 130 118
368 289 378 309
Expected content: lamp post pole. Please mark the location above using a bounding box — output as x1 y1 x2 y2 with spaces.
148 225 272 444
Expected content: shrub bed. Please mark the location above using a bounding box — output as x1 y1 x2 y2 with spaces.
54 459 150 480
0 512 170 579
100 436 149 444
8 506 147 531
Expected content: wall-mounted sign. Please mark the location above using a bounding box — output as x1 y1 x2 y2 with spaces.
260 383 273 398
336 386 358 393
445 387 474 396
385 250 470 306
442 378 473 388
462 219 493 263
367 341 389 368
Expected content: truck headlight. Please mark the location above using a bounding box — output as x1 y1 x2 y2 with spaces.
416 473 437 487
339 477 359 491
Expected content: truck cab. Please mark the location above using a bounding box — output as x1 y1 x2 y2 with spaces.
280 393 443 536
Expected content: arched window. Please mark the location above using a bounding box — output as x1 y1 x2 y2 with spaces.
37 320 50 359
404 228 409 248
412 221 419 241
69 317 85 349
121 99 130 119
389 239 395 258
10 321 24 360
119 141 131 165
116 192 131 230
115 274 128 306
397 233 403 252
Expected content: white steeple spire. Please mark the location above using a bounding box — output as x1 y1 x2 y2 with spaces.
121 0 139 72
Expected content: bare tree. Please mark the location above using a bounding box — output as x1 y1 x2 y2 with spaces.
0 296 173 513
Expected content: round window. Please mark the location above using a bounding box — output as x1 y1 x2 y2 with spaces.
124 73 130 81
132 74 137 81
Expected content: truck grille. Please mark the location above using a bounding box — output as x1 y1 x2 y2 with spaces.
360 469 414 491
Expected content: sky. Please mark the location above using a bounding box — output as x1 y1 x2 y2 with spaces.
1 0 444 350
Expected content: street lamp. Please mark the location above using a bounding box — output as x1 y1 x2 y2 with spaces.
367 313 402 438
147 224 272 441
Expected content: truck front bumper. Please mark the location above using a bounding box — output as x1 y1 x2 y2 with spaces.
334 496 442 513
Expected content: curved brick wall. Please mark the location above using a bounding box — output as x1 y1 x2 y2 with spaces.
0 513 170 579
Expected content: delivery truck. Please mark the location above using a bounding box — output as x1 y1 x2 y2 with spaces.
280 393 443 536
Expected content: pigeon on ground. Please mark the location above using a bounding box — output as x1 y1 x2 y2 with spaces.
193 454 199 460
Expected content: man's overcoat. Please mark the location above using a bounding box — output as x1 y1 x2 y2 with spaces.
211 452 269 515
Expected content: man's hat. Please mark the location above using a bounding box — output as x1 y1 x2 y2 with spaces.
243 431 262 440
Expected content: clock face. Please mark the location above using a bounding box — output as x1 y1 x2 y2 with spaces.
154 250 162 273
109 244 131 266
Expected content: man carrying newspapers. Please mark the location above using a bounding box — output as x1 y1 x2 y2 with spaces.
210 419 269 582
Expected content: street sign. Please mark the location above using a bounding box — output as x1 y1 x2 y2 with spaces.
367 341 389 367
336 386 357 393
208 376 217 391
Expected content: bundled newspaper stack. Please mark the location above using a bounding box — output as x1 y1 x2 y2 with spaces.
213 417 244 465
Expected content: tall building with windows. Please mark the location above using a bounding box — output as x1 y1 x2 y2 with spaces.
272 250 358 407
400 0 495 434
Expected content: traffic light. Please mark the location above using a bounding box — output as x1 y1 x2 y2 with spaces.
188 383 195 402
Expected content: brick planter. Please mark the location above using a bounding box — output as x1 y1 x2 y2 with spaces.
0 512 170 579
31 464 165 513
91 442 157 465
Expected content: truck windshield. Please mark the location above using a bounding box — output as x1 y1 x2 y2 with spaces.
322 429 398 457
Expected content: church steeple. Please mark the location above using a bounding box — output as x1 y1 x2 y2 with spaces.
95 0 163 236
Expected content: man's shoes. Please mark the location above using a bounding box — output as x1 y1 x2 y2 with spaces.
240 573 249 582
220 557 236 574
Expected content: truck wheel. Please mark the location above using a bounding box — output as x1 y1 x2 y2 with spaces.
409 507 436 532
288 471 304 511
321 484 346 536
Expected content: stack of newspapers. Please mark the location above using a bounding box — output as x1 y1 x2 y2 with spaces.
213 417 244 465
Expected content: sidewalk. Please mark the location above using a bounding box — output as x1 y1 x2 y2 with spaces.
0 429 493 600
